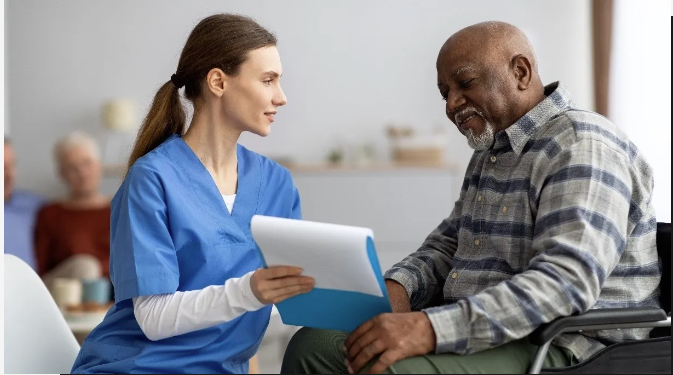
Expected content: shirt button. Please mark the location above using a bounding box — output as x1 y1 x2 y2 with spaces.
474 239 480 246
452 272 458 279
490 156 497 163
502 206 508 213
477 195 483 202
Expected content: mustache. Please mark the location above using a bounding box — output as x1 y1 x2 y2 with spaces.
452 107 484 124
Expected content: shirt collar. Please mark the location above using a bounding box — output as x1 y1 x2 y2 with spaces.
503 81 574 155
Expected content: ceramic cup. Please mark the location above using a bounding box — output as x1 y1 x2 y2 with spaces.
81 278 111 305
49 277 83 309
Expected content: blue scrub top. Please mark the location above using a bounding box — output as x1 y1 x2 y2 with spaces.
71 135 302 374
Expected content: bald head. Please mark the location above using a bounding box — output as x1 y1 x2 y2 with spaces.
435 21 546 148
439 21 538 75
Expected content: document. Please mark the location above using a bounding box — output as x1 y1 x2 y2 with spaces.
251 215 392 332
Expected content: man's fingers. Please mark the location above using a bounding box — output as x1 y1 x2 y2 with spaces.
367 349 403 374
345 317 376 350
350 339 384 374
347 330 379 362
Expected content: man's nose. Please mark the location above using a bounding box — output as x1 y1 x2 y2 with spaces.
446 91 467 114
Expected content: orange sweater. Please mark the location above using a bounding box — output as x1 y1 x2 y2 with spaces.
34 203 111 277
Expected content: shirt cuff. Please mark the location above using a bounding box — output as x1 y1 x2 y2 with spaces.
384 268 418 304
237 270 266 311
423 302 470 354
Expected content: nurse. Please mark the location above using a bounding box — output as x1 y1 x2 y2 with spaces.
71 13 314 374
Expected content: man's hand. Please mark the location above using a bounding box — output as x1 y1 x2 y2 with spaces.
385 280 412 313
344 312 436 374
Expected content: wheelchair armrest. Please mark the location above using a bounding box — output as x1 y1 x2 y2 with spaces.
529 307 667 346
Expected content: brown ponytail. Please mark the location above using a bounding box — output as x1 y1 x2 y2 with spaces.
126 81 185 173
126 13 277 174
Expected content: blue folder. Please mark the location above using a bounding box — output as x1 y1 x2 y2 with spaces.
258 237 392 332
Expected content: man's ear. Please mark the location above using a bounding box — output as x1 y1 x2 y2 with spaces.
510 54 533 90
205 68 227 97
57 165 66 181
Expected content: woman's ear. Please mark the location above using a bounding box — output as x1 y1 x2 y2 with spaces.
205 68 227 97
510 54 533 90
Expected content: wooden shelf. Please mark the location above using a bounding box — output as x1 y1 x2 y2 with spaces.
282 161 460 173
102 161 460 178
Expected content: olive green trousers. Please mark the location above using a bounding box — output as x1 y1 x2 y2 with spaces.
281 328 576 374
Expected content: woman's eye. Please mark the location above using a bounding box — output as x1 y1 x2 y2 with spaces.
263 79 273 85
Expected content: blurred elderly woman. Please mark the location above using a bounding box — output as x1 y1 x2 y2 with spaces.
35 131 111 286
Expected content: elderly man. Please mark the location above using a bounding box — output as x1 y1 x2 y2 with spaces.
35 131 110 286
4 137 45 269
281 21 660 374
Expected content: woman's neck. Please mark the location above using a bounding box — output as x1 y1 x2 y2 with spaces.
183 106 242 195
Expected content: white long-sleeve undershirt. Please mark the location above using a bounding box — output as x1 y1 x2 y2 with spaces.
132 270 265 341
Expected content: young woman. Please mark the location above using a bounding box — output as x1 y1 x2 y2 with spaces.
71 14 314 374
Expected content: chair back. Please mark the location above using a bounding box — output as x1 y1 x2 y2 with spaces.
656 222 671 314
4 254 81 374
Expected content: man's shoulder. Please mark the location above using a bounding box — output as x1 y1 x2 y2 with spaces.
540 109 639 161
10 190 45 208
563 109 622 140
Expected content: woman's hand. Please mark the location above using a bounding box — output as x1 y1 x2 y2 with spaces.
250 266 315 304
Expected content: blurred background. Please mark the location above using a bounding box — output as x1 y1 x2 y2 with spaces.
3 0 671 373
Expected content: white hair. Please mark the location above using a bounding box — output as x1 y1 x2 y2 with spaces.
54 131 101 164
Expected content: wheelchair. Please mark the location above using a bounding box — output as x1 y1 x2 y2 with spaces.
529 222 671 374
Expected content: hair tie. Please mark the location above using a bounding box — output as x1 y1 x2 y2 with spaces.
170 73 185 89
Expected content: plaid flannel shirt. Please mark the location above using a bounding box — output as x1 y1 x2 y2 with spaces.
384 82 660 361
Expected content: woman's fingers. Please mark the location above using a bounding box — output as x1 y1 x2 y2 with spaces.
270 284 314 303
257 276 313 292
269 275 314 289
251 266 314 304
267 276 314 294
263 266 304 279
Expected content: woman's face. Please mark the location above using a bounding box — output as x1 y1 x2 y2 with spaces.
58 145 101 198
220 46 288 137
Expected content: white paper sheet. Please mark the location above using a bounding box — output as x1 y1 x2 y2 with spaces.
251 215 383 297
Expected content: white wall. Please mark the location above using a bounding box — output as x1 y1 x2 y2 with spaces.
610 0 672 222
6 0 594 199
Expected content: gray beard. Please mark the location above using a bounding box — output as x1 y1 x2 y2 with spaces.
465 122 496 150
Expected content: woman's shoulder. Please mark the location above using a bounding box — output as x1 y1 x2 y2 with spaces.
239 144 294 186
126 151 179 186
129 134 185 172
131 149 172 173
